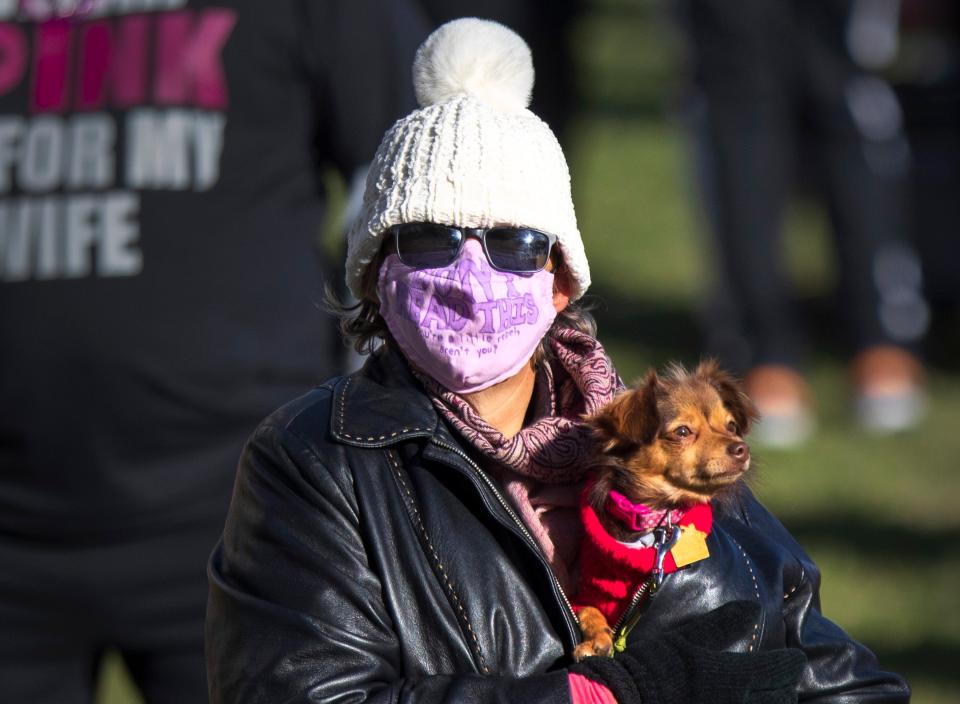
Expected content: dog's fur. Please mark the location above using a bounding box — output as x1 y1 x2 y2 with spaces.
573 359 759 660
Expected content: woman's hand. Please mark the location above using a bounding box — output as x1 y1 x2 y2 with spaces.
570 601 806 704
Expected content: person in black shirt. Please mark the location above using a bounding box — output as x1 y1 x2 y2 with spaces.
0 1 426 701
679 0 929 446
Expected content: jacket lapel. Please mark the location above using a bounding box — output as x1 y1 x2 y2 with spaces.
330 346 439 447
330 345 581 649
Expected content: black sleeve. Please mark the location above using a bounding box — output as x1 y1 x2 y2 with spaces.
205 422 570 704
298 0 430 176
741 494 911 703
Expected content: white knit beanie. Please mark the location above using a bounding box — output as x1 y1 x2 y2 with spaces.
345 17 590 301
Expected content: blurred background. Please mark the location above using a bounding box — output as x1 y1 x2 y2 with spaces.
0 0 955 702
567 4 960 704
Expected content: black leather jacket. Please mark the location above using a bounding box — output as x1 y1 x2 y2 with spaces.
206 346 910 703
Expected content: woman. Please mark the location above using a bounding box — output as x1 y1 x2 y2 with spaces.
206 19 827 704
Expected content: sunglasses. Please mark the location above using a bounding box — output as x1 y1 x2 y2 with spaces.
389 223 558 273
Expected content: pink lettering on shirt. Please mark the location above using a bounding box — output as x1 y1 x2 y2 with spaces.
77 15 150 110
153 9 237 109
31 20 71 112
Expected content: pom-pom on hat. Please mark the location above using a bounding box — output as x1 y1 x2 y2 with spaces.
345 17 590 301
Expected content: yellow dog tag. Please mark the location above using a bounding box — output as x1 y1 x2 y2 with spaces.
670 525 710 567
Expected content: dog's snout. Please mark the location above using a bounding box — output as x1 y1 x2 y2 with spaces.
727 442 749 461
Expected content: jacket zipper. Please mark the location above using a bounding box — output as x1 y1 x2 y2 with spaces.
430 438 581 647
610 577 656 653
609 523 681 651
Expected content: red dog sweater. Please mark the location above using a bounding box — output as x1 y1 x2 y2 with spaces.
572 494 714 625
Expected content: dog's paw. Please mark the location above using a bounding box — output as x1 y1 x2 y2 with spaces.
573 633 614 661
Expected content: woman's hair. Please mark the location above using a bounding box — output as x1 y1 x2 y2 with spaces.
324 244 596 363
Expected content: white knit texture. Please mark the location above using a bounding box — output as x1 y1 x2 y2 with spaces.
345 20 590 301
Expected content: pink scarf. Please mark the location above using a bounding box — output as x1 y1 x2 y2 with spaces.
417 327 622 592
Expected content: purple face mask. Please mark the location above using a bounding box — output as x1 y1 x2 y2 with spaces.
377 239 558 394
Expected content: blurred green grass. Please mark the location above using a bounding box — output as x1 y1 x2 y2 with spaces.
96 1 959 702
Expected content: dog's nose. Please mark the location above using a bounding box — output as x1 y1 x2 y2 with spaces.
727 442 750 461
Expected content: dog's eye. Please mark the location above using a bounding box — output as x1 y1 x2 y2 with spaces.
727 421 738 434
674 425 691 438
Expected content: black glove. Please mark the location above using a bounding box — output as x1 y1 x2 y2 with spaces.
569 601 806 704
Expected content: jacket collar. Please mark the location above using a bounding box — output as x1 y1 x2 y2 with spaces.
330 345 443 447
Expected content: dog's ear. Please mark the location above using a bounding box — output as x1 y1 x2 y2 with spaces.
589 370 661 453
696 359 758 435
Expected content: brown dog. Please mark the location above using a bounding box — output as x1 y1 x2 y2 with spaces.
573 359 758 661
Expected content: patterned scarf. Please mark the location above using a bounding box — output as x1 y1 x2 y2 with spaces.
417 327 622 593
418 327 622 483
